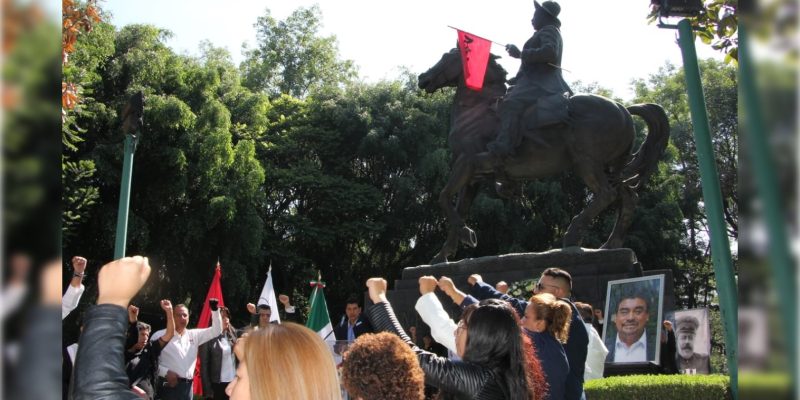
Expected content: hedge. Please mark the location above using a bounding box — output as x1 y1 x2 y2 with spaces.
584 374 730 400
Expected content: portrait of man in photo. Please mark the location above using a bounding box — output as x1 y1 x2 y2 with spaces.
603 275 664 364
673 309 711 374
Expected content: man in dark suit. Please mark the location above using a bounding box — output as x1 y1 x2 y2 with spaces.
333 297 372 341
605 289 657 363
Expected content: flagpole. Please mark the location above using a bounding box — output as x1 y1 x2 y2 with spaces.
447 25 571 73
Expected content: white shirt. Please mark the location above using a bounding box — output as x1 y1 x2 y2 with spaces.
151 309 222 379
414 293 457 354
583 322 609 380
218 338 235 382
613 329 648 362
62 284 85 320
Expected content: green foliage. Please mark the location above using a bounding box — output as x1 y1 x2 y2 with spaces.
631 59 737 372
62 158 100 245
507 278 537 299
584 374 731 400
241 5 356 97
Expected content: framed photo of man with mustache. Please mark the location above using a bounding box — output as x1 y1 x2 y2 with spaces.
667 308 712 374
602 275 665 364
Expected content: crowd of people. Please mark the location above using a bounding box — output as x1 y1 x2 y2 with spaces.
59 254 700 400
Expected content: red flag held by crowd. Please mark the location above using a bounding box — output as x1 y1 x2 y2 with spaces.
193 261 226 396
457 30 492 91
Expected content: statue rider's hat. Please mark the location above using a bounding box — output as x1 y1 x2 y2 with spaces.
534 0 561 19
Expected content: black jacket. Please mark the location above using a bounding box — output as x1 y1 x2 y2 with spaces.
199 331 237 395
367 301 509 400
333 315 373 341
72 304 141 399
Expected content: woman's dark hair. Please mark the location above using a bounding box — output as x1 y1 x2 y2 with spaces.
458 299 541 400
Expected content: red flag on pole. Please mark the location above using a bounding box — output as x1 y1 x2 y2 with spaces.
193 261 225 396
457 30 492 91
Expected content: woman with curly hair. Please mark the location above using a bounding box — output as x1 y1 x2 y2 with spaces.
524 293 572 400
341 332 425 400
365 277 542 400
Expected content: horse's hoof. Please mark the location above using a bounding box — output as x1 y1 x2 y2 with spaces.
459 226 478 248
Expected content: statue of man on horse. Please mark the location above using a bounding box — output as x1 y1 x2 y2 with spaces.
417 1 671 264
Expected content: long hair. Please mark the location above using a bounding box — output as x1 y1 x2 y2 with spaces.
242 322 342 400
529 293 572 343
459 299 538 400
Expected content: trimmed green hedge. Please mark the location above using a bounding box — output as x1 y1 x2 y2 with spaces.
584 374 730 400
739 373 792 400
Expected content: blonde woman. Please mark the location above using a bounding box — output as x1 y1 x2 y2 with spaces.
523 293 572 400
225 322 342 400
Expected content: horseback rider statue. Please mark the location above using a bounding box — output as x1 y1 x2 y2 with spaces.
488 0 573 158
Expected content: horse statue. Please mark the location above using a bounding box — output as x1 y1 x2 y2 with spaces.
418 48 670 264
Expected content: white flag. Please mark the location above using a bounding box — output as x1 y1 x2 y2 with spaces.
258 265 281 323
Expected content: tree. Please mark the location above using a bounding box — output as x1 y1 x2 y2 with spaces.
240 5 357 98
631 59 738 308
62 1 112 244
65 24 266 316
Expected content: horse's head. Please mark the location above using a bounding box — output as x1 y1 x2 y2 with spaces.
418 48 509 94
418 48 463 93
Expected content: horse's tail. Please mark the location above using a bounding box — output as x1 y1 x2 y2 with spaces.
622 103 670 189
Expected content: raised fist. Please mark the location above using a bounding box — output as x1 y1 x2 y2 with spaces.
97 256 151 308
72 256 88 274
366 278 388 304
128 305 140 322
467 274 483 286
418 276 438 295
278 294 290 305
160 299 173 312
437 276 456 295
246 303 256 314
209 298 219 311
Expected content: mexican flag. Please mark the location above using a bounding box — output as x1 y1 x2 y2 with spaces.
306 273 334 341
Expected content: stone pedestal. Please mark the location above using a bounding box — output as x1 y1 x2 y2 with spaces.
384 248 675 333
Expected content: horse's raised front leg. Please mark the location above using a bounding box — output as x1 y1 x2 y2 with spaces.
564 161 619 248
431 154 480 264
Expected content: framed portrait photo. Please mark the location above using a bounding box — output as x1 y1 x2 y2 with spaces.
603 275 665 364
672 308 712 374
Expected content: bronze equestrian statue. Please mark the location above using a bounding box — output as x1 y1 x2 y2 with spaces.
418 13 669 264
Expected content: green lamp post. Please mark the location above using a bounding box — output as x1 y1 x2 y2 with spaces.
113 91 144 259
652 1 738 397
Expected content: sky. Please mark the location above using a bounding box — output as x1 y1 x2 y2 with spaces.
105 0 723 101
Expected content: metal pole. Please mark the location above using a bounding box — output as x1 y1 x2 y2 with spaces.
113 134 136 259
738 24 797 392
677 18 738 397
